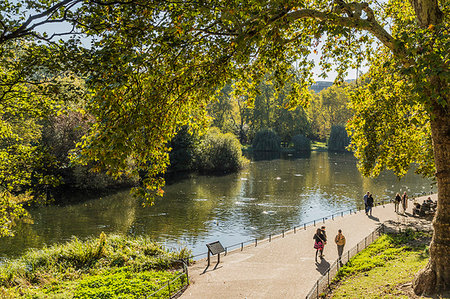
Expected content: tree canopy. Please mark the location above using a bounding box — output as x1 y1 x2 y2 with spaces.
0 0 448 294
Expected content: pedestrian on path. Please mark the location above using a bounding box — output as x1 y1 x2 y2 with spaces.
313 228 325 262
334 229 346 266
364 191 370 215
367 193 374 216
401 191 408 213
394 193 401 213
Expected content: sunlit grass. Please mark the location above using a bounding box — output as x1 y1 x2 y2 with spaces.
0 233 191 298
330 231 430 298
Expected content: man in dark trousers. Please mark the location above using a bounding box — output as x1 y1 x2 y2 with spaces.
335 229 346 266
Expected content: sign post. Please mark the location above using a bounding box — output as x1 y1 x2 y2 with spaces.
206 241 225 268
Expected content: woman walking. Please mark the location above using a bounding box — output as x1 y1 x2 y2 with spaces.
313 228 326 262
401 191 408 213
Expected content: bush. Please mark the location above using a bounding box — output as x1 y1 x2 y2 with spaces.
168 126 198 172
196 127 247 173
291 134 311 152
252 129 281 152
328 125 351 152
0 233 191 289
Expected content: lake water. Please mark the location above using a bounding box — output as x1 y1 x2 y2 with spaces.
0 152 434 259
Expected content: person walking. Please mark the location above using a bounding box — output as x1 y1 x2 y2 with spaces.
363 191 370 215
367 193 374 216
313 228 326 262
401 191 408 213
335 229 346 266
394 193 401 213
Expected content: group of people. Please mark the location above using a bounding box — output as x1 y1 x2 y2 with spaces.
313 226 346 264
412 196 436 217
363 191 374 216
394 191 409 214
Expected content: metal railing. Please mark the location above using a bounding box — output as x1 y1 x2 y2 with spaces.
148 259 190 298
305 224 385 299
304 207 434 299
188 191 433 262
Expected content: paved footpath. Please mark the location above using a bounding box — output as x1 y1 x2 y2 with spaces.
180 194 437 299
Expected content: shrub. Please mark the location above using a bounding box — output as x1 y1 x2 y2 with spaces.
328 125 351 152
168 126 198 172
252 129 281 152
291 134 311 152
196 127 247 173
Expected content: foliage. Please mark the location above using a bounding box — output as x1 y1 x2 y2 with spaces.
328 125 351 152
291 134 311 152
0 233 190 297
252 129 281 152
346 57 437 178
307 84 352 141
196 127 247 173
168 126 198 173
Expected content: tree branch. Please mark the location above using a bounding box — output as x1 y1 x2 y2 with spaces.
286 8 412 66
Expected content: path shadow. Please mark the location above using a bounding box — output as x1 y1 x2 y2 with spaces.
315 258 330 275
368 215 380 222
201 264 223 275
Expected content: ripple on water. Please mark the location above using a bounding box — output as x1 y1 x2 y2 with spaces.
262 210 276 215
193 198 208 202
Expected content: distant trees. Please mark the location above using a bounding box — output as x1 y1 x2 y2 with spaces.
292 134 311 152
252 129 281 152
307 85 352 141
328 125 351 152
207 78 311 145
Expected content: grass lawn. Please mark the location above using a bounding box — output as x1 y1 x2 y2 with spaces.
329 231 431 298
0 233 191 298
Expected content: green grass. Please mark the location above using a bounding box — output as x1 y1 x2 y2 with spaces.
311 141 327 151
330 231 431 298
0 233 191 298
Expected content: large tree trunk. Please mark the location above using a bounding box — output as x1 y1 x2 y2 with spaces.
413 90 450 295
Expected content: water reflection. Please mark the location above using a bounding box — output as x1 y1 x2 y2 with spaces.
0 152 434 258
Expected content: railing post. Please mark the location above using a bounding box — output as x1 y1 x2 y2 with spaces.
327 269 330 289
341 211 343 217
332 214 334 220
314 220 316 226
282 230 285 238
323 217 325 223
316 280 319 298
241 242 243 251
225 247 228 256
269 234 271 242
357 243 359 253
304 223 306 230
185 259 189 285
294 226 296 234
255 238 257 247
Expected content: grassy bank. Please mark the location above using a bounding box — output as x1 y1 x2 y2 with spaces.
328 230 431 298
0 233 191 298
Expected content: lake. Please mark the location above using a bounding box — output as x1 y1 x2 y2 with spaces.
0 152 434 259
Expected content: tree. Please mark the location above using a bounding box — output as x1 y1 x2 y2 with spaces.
1 0 448 293
328 125 350 152
308 84 353 140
